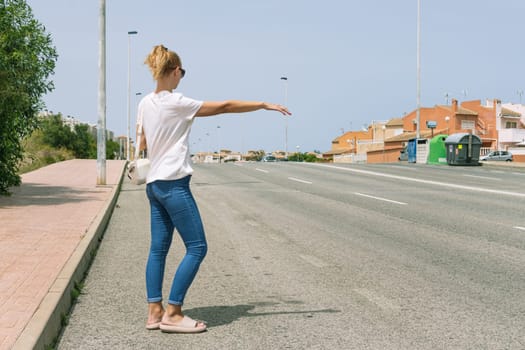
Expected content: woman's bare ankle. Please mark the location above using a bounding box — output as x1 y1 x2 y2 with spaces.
164 304 184 322
148 302 164 319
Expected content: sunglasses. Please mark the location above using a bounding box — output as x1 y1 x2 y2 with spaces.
178 67 186 78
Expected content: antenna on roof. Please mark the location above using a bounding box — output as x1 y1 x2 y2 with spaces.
517 89 523 104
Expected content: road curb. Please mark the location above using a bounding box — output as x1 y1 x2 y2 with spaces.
11 164 126 350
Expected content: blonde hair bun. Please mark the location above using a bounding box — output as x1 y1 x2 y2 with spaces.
145 44 182 80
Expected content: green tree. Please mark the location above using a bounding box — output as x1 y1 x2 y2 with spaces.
41 114 74 150
288 152 319 162
0 0 57 195
106 139 120 160
40 115 116 159
72 124 94 159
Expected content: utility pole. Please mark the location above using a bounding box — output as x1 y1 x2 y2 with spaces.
281 76 288 159
96 0 106 185
127 30 138 160
416 0 421 139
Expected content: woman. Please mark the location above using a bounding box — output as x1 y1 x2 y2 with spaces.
138 45 291 333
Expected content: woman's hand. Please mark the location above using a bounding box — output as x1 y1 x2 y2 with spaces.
263 103 291 116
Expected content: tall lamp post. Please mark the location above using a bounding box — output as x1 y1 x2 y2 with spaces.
97 0 106 185
416 0 421 139
127 30 138 160
217 125 221 164
133 92 142 157
280 76 288 159
382 125 386 162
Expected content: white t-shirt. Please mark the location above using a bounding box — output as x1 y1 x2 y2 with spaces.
137 91 203 183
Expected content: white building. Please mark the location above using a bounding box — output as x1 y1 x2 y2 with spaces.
500 102 525 147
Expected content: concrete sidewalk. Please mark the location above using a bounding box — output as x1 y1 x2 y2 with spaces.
0 159 126 350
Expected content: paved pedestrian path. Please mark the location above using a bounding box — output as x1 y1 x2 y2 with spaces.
0 159 126 350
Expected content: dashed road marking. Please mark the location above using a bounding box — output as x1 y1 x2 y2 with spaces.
463 174 501 181
354 192 407 205
288 177 312 184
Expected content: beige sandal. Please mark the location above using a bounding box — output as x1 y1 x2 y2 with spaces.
146 320 161 330
159 315 207 333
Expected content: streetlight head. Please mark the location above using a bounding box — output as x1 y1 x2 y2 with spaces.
280 77 288 80
128 31 138 35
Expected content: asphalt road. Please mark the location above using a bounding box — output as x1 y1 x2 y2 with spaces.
57 162 525 350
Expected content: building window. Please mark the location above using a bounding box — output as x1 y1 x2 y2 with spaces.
461 120 475 130
505 121 517 129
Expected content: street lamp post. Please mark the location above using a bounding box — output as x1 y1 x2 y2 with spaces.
217 125 221 164
416 0 421 139
127 30 138 160
382 125 386 162
133 92 142 158
206 132 210 156
281 76 288 159
96 0 106 185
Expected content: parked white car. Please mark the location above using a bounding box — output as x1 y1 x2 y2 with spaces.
480 151 513 162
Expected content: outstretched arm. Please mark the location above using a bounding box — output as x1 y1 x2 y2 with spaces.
195 101 291 117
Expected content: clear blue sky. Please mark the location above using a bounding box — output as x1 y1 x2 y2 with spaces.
27 0 525 154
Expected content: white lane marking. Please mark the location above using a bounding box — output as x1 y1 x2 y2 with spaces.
353 288 400 311
306 163 525 198
354 192 407 205
299 254 329 268
512 172 525 176
463 174 501 181
515 226 525 231
389 165 417 171
255 168 269 173
288 177 312 184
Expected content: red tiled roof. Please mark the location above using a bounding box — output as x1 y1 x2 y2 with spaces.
456 108 477 116
386 118 403 126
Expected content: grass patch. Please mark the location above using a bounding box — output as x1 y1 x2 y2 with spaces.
18 130 74 174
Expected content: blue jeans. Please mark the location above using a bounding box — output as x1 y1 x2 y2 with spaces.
145 176 207 305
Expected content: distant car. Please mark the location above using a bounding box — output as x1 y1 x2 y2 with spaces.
398 147 408 161
480 151 513 162
261 155 277 162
